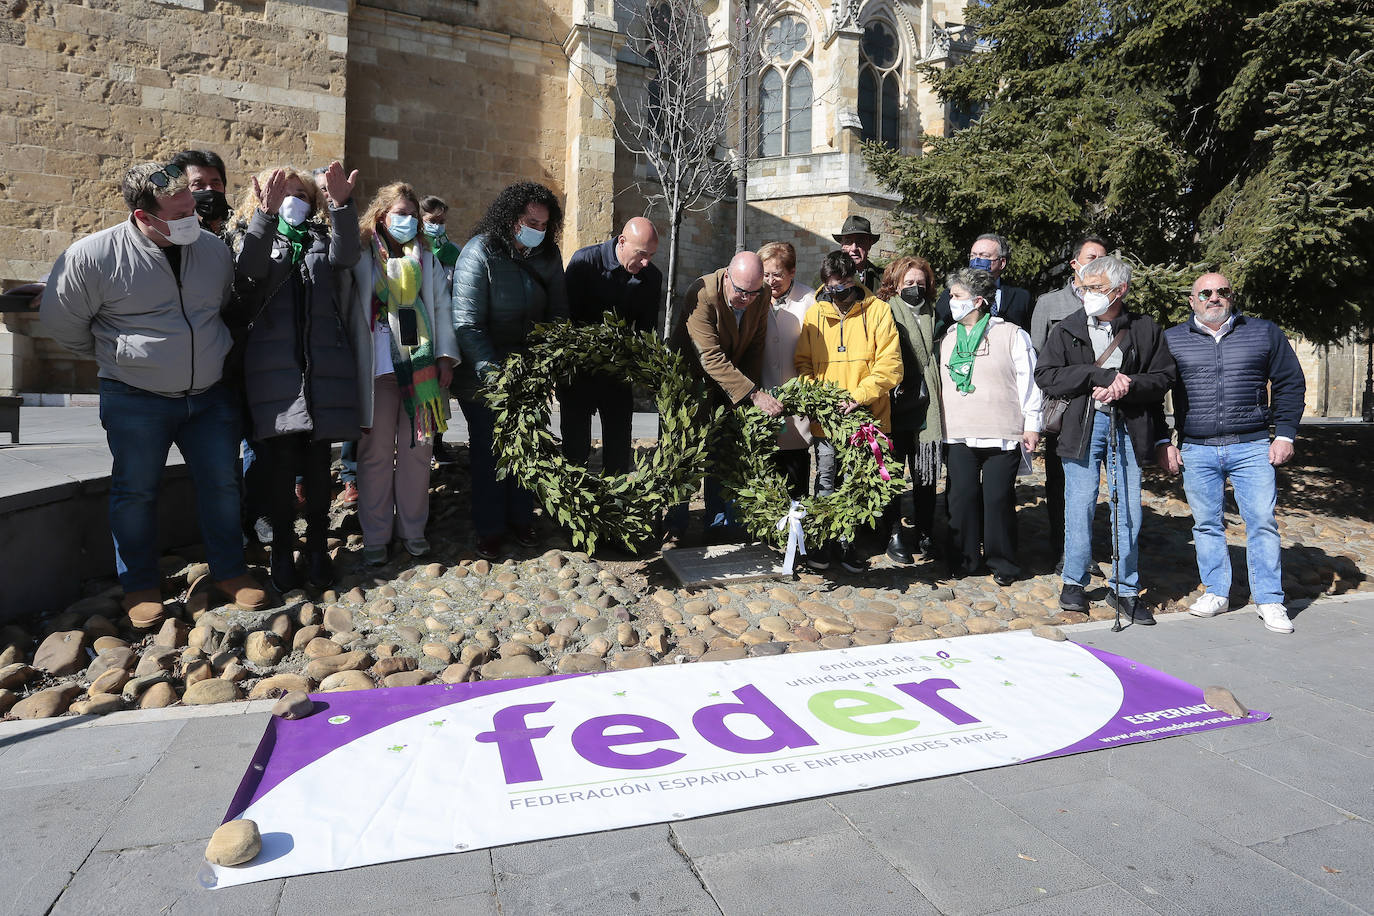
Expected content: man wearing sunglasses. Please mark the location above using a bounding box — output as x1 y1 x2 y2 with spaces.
666 251 783 542
1156 273 1306 634
41 161 267 629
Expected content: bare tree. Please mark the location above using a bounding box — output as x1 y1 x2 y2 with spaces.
572 0 777 339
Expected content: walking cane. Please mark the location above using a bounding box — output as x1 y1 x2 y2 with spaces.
1107 407 1125 632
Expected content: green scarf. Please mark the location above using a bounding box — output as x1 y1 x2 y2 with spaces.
428 231 460 268
947 313 990 394
371 236 448 444
275 216 308 264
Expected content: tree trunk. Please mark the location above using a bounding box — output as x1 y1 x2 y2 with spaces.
662 206 684 342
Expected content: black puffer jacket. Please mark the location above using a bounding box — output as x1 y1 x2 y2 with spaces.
1034 308 1176 465
232 202 362 441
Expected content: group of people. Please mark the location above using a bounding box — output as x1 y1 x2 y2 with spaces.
39 153 1306 637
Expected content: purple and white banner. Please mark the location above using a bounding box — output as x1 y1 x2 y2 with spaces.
206 631 1267 888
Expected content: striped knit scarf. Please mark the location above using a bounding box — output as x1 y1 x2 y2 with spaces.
371 236 447 444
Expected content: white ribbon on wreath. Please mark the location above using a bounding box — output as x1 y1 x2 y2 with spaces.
775 500 808 575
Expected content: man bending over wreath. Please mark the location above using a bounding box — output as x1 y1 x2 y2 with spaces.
665 251 783 545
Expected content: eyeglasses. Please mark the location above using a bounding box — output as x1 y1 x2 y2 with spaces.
147 163 184 189
1195 287 1233 301
729 276 767 298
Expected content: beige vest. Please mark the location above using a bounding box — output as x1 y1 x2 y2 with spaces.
939 320 1025 441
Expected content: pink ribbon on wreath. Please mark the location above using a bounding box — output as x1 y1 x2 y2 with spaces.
849 422 892 482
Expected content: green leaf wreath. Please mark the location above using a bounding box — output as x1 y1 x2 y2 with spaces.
484 315 721 554
715 376 905 549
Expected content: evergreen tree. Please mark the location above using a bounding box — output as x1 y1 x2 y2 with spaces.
864 0 1372 340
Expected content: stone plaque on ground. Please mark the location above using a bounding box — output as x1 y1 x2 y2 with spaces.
661 543 785 587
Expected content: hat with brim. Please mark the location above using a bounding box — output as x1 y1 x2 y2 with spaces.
832 215 880 244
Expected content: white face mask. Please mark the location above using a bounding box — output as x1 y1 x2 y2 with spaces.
1082 291 1113 318
150 212 201 246
949 296 977 322
386 213 418 244
279 196 311 227
515 223 545 249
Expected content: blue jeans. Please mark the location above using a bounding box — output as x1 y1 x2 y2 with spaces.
339 440 357 485
99 379 245 591
1181 439 1283 605
1062 410 1142 596
459 397 534 539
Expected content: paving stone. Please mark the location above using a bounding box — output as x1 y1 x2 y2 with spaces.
491 825 717 914
49 840 283 915
830 779 1101 913
1249 818 1374 913
276 848 494 914
693 829 940 915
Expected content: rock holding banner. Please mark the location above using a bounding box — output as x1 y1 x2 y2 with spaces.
205 631 1266 888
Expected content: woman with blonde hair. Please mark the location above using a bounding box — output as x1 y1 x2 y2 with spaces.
877 255 942 563
230 161 360 591
345 181 459 566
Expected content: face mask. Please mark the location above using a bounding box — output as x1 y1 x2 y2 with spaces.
279 196 311 228
423 221 446 237
386 213 418 244
969 256 995 271
1082 291 1113 318
149 212 201 246
515 223 545 249
949 297 977 322
899 287 925 307
191 189 230 224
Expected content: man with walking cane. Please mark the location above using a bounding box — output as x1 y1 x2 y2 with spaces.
1034 255 1176 625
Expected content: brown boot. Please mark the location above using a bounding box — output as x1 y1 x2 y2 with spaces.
122 589 165 629
216 574 268 611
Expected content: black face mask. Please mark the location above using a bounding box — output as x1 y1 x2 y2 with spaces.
192 188 230 225
899 287 926 307
820 285 861 305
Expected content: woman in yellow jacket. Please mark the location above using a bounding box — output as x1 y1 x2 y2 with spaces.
794 250 903 572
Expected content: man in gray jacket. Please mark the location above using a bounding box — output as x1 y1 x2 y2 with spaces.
41 161 267 628
1030 234 1108 570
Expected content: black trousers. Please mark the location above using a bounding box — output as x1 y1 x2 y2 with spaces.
945 442 1020 578
772 448 810 500
265 434 332 552
1044 432 1065 562
559 375 635 476
890 430 938 541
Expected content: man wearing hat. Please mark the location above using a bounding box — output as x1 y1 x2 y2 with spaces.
833 215 884 294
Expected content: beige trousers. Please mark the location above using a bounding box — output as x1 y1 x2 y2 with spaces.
357 373 433 547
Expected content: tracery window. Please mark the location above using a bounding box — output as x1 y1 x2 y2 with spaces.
758 13 813 157
858 18 901 147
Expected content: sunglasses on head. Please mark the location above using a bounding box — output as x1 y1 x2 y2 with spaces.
147 163 184 189
1195 287 1232 301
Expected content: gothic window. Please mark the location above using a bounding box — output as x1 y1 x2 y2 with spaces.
758 13 813 157
859 19 901 147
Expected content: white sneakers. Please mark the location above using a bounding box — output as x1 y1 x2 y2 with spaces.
1189 593 1229 617
1190 593 1293 633
1256 603 1295 634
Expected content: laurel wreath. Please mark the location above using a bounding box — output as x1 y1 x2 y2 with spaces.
715 376 905 549
484 316 721 554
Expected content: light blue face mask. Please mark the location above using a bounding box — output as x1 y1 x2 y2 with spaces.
422 221 445 237
386 213 418 243
515 223 545 249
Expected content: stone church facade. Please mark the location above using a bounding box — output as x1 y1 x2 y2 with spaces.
0 0 1363 415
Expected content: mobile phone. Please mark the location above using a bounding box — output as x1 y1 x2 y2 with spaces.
398 308 419 347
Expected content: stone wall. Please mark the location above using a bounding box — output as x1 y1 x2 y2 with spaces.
0 0 350 283
345 0 573 244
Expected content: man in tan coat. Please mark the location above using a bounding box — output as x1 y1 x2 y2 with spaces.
666 252 783 541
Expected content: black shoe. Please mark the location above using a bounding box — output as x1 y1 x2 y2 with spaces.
1108 592 1156 626
476 535 503 561
885 528 913 564
839 541 868 574
512 524 539 548
993 570 1017 587
270 547 298 593
805 545 831 571
305 549 335 590
1059 583 1089 612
